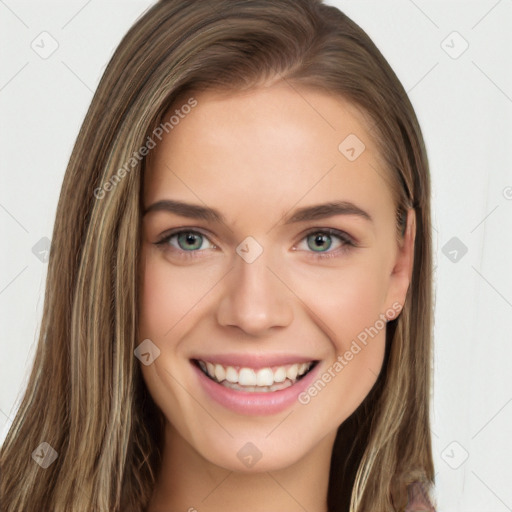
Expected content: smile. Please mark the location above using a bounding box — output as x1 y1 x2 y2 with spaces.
195 359 316 392
190 353 322 415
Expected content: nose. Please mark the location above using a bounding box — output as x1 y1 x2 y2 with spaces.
216 249 294 336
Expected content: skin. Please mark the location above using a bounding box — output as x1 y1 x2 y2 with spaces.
139 81 416 512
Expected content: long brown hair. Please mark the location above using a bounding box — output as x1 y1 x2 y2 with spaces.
0 1 435 510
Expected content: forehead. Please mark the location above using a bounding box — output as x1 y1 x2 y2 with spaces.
144 82 395 226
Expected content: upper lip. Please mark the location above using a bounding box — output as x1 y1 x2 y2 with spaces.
191 353 318 369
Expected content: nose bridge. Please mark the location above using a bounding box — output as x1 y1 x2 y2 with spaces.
216 240 293 334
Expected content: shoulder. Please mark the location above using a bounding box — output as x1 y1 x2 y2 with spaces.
405 481 436 512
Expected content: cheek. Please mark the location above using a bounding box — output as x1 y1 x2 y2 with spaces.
292 259 389 349
139 258 176 341
138 250 211 435
288 259 388 417
292 267 386 425
138 248 216 341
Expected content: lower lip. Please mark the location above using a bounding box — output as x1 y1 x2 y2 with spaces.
191 360 321 415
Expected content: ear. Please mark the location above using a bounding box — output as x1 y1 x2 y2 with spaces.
384 208 416 318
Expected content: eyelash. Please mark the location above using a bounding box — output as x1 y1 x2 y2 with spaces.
154 227 357 260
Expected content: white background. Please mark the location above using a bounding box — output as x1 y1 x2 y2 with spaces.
1 1 511 510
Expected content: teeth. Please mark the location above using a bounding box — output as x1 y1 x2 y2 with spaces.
222 379 294 392
286 365 298 380
256 368 274 386
273 367 287 383
238 368 257 386
197 359 314 388
225 366 238 383
214 364 226 382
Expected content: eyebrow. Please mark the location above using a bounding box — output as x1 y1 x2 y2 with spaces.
144 199 224 222
283 201 372 224
143 199 373 224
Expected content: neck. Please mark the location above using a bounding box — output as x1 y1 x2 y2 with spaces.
147 421 337 512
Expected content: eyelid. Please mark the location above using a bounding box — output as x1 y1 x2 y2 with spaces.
297 227 356 245
155 227 215 245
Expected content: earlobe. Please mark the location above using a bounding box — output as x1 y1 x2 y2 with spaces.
402 208 416 280
385 208 416 313
395 208 416 277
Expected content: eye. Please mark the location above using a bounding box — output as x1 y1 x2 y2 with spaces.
295 228 356 259
154 227 356 261
155 229 216 258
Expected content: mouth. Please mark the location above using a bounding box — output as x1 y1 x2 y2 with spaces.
192 358 318 393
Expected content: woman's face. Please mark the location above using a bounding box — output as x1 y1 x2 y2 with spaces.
139 82 415 472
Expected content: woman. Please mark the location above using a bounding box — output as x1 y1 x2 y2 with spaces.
0 1 436 510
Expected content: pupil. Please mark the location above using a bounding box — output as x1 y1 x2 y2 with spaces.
179 232 201 250
309 233 331 252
